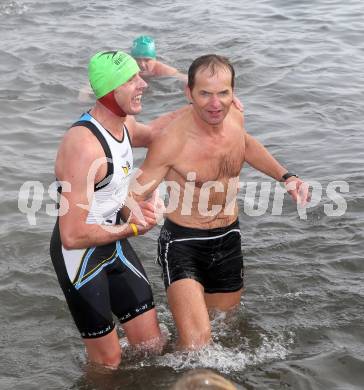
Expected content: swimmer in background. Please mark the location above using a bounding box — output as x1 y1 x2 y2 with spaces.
131 35 188 82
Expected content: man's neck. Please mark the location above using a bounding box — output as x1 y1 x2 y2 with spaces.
90 102 126 140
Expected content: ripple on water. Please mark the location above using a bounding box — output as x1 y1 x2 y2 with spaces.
0 0 28 16
273 349 364 390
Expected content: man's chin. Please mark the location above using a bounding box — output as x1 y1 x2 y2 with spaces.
129 105 142 115
206 115 224 125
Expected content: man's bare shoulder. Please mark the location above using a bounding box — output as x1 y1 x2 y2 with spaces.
59 125 104 156
55 125 104 179
228 105 245 127
124 115 137 133
146 107 192 163
153 107 191 144
230 104 244 117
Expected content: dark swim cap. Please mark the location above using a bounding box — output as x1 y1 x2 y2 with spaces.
88 51 140 99
131 36 156 59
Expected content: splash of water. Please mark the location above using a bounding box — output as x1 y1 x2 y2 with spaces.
152 332 294 373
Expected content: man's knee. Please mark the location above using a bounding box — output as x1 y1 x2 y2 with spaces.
95 350 122 368
179 324 211 349
86 345 122 368
192 326 211 345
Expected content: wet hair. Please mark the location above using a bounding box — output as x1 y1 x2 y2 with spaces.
187 54 235 90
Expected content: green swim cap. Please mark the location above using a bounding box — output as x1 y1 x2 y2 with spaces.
88 51 140 99
131 36 156 59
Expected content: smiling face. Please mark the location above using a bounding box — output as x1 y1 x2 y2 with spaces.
113 72 148 115
186 65 234 126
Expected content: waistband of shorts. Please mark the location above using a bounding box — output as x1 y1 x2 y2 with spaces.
163 218 240 238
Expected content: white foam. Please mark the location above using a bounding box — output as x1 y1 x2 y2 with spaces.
118 328 294 373
152 333 293 373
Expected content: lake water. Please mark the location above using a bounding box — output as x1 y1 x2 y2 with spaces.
1 0 364 389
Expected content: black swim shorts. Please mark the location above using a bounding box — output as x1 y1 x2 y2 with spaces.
50 222 154 339
157 219 244 293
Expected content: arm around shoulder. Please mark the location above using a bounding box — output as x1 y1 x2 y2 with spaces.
130 123 183 201
126 105 189 148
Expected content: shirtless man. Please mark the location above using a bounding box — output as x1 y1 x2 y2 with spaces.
50 50 183 368
130 54 308 349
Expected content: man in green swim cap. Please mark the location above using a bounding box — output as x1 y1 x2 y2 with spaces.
51 50 184 368
88 50 145 116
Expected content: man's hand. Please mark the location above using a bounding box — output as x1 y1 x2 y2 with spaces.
285 177 310 206
232 95 244 112
127 190 165 234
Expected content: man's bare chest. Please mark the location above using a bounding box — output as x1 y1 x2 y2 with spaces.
172 133 245 185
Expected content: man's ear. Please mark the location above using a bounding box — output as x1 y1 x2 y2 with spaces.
185 85 192 103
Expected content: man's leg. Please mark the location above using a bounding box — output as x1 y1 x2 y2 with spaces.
204 288 243 312
122 308 163 352
84 308 162 367
167 278 211 349
83 329 121 368
50 235 122 368
204 226 244 312
84 308 161 368
112 239 162 352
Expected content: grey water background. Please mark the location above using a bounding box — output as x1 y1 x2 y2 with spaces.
1 0 364 388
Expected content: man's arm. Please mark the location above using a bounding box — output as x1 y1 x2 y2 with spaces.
126 106 189 148
244 132 309 204
129 125 182 203
153 61 188 83
244 133 287 181
56 127 155 250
